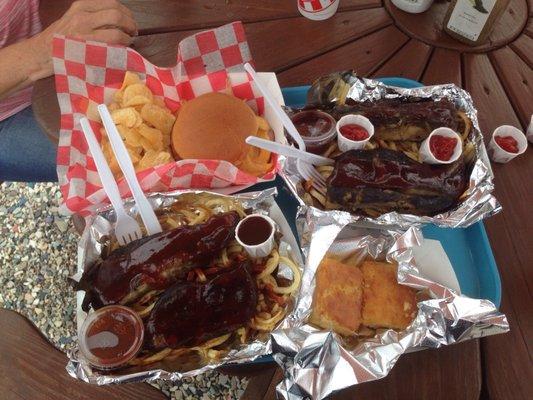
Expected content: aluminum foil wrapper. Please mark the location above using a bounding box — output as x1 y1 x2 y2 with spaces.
66 187 304 384
271 207 509 399
280 72 501 228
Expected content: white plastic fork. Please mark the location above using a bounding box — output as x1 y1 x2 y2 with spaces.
244 63 328 192
97 104 162 236
246 136 333 166
79 117 142 246
244 63 305 150
246 136 328 192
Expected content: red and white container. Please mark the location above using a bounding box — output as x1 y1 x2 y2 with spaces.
488 125 528 163
297 0 340 21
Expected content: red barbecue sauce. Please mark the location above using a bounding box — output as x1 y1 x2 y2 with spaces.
495 136 519 153
339 124 369 141
291 110 336 154
429 135 458 161
237 216 273 246
85 306 143 366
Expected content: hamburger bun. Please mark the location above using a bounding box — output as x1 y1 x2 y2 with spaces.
171 92 259 163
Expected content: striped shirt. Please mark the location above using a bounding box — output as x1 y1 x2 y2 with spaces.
0 0 42 121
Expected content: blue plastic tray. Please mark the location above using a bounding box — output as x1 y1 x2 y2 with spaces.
248 77 501 307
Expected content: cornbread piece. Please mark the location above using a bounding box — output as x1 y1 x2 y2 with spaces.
361 261 417 330
309 257 363 336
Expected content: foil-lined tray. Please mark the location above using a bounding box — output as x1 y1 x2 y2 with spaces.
67 188 304 384
280 72 501 228
271 207 509 399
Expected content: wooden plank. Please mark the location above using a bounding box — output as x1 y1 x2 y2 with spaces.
39 0 383 35
127 0 383 34
422 48 462 86
509 33 533 69
277 25 409 86
463 51 533 400
249 342 481 400
371 39 432 81
240 365 279 400
0 310 165 400
525 18 533 36
111 8 393 72
463 53 522 136
383 0 528 53
247 8 392 72
490 46 533 129
481 221 533 400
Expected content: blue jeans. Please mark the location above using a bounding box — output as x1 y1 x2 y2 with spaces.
0 106 58 182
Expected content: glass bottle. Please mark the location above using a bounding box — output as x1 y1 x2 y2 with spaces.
443 0 511 46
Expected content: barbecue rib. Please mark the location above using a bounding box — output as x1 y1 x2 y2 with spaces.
145 261 258 349
77 212 240 311
326 149 467 216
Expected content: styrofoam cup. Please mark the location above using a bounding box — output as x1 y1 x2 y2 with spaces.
336 114 374 152
235 214 276 259
488 125 528 163
419 127 463 164
391 0 434 13
297 0 339 21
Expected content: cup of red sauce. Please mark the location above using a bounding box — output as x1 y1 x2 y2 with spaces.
79 305 144 370
235 214 276 259
420 127 462 164
336 114 374 151
290 110 337 154
489 125 528 163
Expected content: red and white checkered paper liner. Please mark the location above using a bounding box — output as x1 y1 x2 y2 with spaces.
298 0 336 12
53 22 277 216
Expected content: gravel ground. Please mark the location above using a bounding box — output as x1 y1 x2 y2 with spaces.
0 181 248 399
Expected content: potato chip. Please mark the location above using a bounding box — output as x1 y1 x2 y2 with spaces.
113 90 124 104
138 150 173 170
153 97 167 109
86 100 101 122
126 145 143 157
101 140 122 176
100 72 176 177
162 132 171 148
117 125 143 147
108 102 120 112
141 103 175 135
123 83 154 107
120 71 141 90
111 107 142 128
138 123 164 151
140 137 155 151
127 148 141 164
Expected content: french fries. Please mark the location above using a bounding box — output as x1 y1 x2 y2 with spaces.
235 116 273 177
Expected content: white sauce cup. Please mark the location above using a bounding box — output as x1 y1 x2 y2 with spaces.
488 125 528 163
419 127 463 165
336 114 375 152
235 214 276 259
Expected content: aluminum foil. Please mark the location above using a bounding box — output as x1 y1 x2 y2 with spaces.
271 207 509 400
66 187 304 384
280 72 501 229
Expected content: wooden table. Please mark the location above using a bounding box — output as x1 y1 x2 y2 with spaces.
5 1 530 399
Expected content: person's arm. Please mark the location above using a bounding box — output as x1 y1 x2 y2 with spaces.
0 0 137 100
